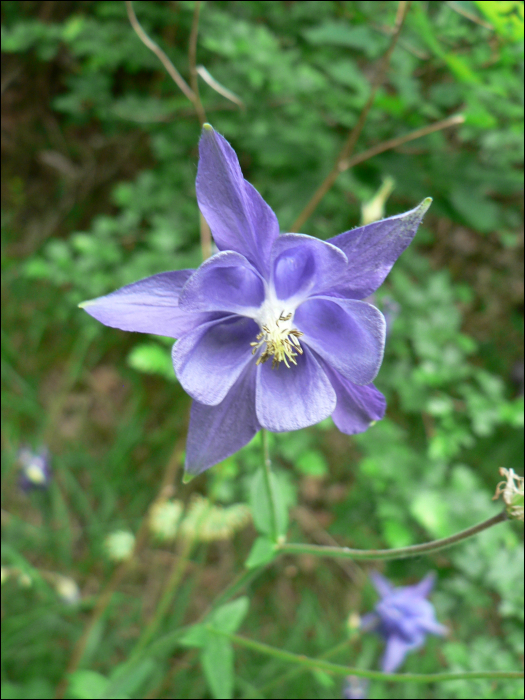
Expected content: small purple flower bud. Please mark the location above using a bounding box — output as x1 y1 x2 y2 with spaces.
362 571 447 673
18 447 52 491
343 675 369 699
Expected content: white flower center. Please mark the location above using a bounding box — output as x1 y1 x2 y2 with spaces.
251 298 304 369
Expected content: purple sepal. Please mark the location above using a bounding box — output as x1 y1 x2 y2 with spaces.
185 365 260 476
197 125 279 275
79 270 210 339
328 199 432 298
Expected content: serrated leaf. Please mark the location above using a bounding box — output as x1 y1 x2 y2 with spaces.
201 634 234 700
245 536 277 569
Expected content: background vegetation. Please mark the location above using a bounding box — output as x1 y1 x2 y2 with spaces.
1 1 523 698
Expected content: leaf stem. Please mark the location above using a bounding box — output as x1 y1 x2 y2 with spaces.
278 510 507 561
261 429 278 542
252 633 362 697
213 628 523 683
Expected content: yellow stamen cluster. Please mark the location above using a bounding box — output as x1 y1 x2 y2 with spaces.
251 312 304 369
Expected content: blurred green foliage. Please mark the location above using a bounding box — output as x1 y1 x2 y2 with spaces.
1 1 523 699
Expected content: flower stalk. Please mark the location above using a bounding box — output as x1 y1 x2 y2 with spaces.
207 627 523 683
261 429 279 543
278 511 507 561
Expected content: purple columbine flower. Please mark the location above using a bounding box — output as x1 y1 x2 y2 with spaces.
362 572 447 673
18 447 52 491
80 125 431 476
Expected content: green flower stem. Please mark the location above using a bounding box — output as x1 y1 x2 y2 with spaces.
278 510 506 561
201 566 266 618
261 429 279 542
253 633 362 697
210 628 523 684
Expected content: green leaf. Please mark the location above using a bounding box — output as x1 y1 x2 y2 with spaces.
178 624 209 649
303 22 383 56
106 659 157 698
474 1 524 41
201 634 234 700
249 468 288 538
68 670 129 700
410 491 453 538
209 596 249 634
311 668 335 688
126 343 176 381
245 536 278 568
296 450 328 476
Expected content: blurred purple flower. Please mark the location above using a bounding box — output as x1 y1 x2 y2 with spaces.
18 447 52 491
80 125 431 476
362 572 447 673
343 675 369 698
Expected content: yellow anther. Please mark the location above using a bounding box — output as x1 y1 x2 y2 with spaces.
251 311 303 369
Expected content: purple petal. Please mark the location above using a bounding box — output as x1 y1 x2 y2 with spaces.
196 125 279 275
369 571 395 598
324 365 386 434
185 366 260 476
295 297 386 385
178 251 265 314
407 572 436 600
79 270 210 338
172 315 258 405
270 234 347 303
327 199 432 299
255 348 336 431
419 617 448 637
381 635 411 673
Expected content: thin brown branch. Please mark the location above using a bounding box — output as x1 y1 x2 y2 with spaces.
125 1 211 260
196 65 245 110
339 113 465 171
446 1 493 30
125 0 195 103
187 1 212 259
291 1 411 232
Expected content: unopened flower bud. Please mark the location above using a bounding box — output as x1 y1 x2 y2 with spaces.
361 176 395 225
